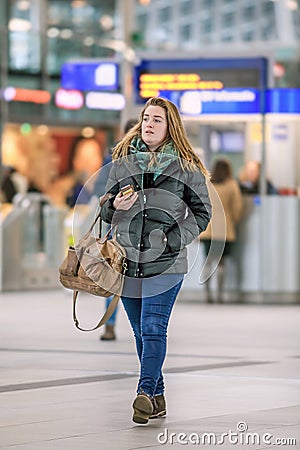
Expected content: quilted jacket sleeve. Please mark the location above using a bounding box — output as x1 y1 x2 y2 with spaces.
166 171 212 252
99 163 119 224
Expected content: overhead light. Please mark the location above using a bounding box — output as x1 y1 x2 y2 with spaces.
99 15 113 31
84 37 95 46
47 27 60 38
20 123 32 135
60 29 74 39
55 89 84 110
86 92 125 111
71 0 86 8
8 18 32 32
3 87 16 101
286 0 298 10
16 0 30 11
99 39 126 52
3 87 51 104
81 127 95 138
36 125 49 135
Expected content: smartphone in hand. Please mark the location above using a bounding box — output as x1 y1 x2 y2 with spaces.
120 184 134 197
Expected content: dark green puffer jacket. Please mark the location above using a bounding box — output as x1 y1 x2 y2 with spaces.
100 155 211 278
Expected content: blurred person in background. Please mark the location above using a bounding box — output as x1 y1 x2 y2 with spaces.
46 136 104 206
1 128 60 252
94 118 138 342
1 127 59 202
1 165 28 202
65 136 104 207
238 160 278 195
1 126 29 200
201 158 243 303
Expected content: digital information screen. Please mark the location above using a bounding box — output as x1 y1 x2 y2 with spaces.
160 88 262 115
134 57 268 104
61 61 120 91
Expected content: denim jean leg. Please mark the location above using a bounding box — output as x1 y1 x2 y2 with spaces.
139 274 184 396
154 371 164 396
121 276 143 358
105 296 118 326
121 296 143 371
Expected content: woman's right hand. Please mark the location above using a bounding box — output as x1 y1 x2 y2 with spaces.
113 191 138 210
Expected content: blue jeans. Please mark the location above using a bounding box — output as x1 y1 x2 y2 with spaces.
121 274 184 397
105 296 118 326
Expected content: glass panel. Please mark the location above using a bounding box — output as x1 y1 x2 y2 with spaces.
180 0 194 15
291 4 300 39
159 6 171 22
201 17 213 33
261 0 275 15
46 35 115 76
202 0 214 8
242 29 254 41
261 26 275 41
180 24 192 41
46 0 117 75
222 12 235 27
137 12 147 31
8 0 41 73
9 30 41 73
6 0 117 75
48 0 116 32
222 34 234 42
243 5 256 20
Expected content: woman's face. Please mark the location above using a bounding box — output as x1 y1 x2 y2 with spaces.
141 105 168 151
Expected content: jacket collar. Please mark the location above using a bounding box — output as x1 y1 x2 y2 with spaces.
123 154 181 188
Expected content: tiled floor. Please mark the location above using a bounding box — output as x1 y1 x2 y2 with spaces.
0 289 299 449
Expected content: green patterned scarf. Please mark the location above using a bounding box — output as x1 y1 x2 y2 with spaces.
129 137 178 180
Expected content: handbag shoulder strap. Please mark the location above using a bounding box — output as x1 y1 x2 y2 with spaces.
72 291 120 332
81 210 113 242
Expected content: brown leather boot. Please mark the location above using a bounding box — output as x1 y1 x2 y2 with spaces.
100 325 116 341
150 394 166 419
132 391 153 424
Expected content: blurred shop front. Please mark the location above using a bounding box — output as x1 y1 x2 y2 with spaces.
0 57 125 290
132 56 300 297
0 0 126 291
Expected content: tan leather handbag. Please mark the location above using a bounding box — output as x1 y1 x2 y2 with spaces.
59 211 127 332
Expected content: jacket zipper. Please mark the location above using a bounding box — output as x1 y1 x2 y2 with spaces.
136 170 146 277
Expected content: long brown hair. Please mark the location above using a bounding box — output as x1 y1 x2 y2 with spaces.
210 158 233 184
112 97 209 177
